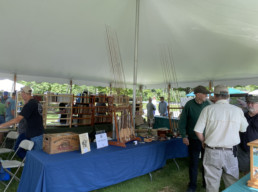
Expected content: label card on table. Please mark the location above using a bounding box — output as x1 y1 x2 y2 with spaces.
95 133 108 149
79 133 91 154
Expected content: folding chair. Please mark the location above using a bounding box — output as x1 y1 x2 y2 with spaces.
0 139 34 192
0 131 19 157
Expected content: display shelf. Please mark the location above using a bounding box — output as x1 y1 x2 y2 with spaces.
45 93 73 128
94 94 113 124
113 95 129 106
72 95 95 126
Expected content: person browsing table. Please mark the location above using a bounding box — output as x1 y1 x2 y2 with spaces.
0 86 44 150
194 85 248 192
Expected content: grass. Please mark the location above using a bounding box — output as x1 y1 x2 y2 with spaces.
94 158 205 192
0 152 246 192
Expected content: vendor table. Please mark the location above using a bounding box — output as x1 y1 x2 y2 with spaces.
153 116 179 129
18 138 187 192
222 173 258 192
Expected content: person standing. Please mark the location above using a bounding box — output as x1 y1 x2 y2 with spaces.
146 97 156 128
179 85 210 192
158 96 168 116
0 102 5 124
0 86 44 150
0 101 6 143
5 92 16 122
1 91 9 104
194 85 248 192
238 95 258 173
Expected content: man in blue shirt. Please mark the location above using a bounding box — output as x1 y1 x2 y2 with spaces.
5 92 16 121
158 96 168 116
1 91 9 104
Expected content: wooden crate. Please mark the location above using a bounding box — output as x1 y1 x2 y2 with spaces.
43 132 79 154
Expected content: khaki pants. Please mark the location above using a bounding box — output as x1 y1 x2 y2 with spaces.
203 147 239 192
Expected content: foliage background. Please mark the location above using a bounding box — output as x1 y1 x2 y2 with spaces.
17 81 258 102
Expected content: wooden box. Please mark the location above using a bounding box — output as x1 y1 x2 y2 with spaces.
43 132 79 154
157 128 170 138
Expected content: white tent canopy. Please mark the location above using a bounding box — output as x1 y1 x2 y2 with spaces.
0 79 23 92
249 90 258 95
1 0 258 88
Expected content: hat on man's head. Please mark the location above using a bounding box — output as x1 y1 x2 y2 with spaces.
214 85 228 95
194 86 210 94
20 86 32 94
246 95 258 103
3 91 9 96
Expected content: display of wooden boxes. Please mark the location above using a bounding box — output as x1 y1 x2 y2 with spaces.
113 95 129 105
94 95 112 124
248 139 258 189
16 92 118 128
43 132 79 154
45 93 73 127
72 94 94 126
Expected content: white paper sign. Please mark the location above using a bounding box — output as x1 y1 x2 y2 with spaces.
79 133 91 154
96 133 108 149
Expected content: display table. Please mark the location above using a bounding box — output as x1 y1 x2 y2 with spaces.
223 173 258 192
18 138 187 192
153 116 179 129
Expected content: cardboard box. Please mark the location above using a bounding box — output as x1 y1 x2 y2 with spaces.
43 132 79 154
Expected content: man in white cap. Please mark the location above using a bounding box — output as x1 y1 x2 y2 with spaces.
0 86 44 151
194 85 248 192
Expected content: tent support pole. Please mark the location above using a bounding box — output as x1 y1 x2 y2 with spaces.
109 83 112 95
13 73 17 92
133 0 140 128
69 80 73 94
209 80 213 91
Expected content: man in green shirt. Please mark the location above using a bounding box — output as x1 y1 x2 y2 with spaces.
179 85 210 192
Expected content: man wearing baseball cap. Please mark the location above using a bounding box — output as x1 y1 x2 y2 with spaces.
238 95 258 173
0 86 44 151
179 85 210 192
194 85 248 192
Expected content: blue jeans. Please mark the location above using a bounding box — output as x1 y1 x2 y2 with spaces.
188 139 205 190
0 116 5 124
14 133 27 159
30 135 43 151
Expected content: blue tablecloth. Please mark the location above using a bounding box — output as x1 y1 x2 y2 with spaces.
153 116 179 129
223 173 258 192
18 138 187 192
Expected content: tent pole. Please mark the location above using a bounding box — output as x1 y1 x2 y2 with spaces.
13 73 17 92
133 0 140 128
69 80 73 94
209 80 213 91
109 83 112 95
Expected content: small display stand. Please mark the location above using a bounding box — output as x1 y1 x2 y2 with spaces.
247 139 258 189
108 106 141 147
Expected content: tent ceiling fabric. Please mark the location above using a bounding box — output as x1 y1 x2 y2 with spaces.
1 0 258 88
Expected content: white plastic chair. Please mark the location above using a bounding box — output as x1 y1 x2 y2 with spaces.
0 139 34 192
0 131 19 156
